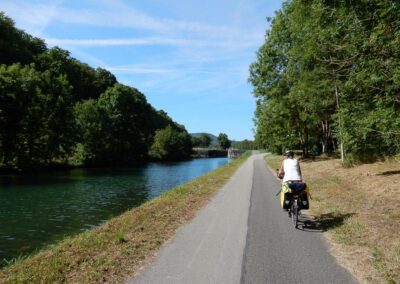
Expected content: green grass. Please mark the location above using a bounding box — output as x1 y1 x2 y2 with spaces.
0 153 250 284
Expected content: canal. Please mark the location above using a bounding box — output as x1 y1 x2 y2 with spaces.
0 157 229 263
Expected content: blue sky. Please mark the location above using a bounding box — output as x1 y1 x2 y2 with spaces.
1 0 282 141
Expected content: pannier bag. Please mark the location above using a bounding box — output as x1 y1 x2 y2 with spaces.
282 192 291 209
299 191 309 209
280 181 310 210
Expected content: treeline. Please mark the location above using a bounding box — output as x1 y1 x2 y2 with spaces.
232 139 254 150
0 12 192 171
191 133 234 150
250 0 400 162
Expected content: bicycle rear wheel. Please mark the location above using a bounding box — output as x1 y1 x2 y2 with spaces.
291 201 298 228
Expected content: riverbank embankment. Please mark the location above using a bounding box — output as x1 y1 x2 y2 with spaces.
0 153 250 283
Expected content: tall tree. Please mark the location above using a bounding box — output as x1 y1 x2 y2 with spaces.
250 0 400 161
75 84 151 165
199 133 212 148
217 133 231 150
149 125 193 161
0 64 75 169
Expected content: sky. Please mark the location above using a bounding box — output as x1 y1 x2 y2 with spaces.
1 0 283 141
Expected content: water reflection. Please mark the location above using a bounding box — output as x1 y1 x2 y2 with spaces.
0 158 228 262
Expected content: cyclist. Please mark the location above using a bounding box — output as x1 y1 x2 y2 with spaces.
278 150 302 182
278 150 308 211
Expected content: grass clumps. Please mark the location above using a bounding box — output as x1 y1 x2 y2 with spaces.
0 153 250 283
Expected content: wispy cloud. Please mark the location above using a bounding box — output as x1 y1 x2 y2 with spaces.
107 66 178 74
108 65 243 75
3 0 262 42
44 36 260 51
110 62 248 99
45 37 223 47
1 0 64 36
67 48 108 67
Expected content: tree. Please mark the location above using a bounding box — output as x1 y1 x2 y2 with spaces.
0 64 40 168
250 0 400 161
93 67 117 95
217 133 231 150
75 84 151 165
233 139 254 150
0 12 198 170
73 99 105 165
0 64 75 169
191 136 202 147
35 70 76 164
199 133 212 148
0 12 46 65
149 126 193 161
36 48 116 101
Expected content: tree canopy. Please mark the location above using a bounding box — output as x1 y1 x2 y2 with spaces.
217 133 231 150
250 0 400 162
0 12 192 171
149 125 193 161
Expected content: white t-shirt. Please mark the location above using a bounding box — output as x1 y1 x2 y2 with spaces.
283 158 302 182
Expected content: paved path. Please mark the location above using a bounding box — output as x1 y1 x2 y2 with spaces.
241 157 358 283
127 153 357 284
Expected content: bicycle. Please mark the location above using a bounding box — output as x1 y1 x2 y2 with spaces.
276 169 310 228
288 191 302 228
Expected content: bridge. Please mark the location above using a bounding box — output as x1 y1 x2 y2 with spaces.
228 149 246 159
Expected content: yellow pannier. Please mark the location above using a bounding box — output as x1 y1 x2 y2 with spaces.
280 182 310 209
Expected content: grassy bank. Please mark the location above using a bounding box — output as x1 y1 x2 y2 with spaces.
264 154 400 284
0 153 250 283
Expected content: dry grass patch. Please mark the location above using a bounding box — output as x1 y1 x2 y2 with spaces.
265 155 400 284
0 153 250 284
264 153 282 172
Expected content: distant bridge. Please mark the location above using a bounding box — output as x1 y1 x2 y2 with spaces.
193 149 227 158
228 149 246 159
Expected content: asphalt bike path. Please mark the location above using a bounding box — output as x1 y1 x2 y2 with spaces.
127 153 256 284
127 153 357 283
241 157 357 284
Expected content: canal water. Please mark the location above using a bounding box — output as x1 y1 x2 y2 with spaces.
0 157 229 263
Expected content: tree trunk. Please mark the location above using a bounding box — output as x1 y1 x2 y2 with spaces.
321 121 326 153
321 120 334 154
335 83 344 162
303 126 309 157
321 120 328 153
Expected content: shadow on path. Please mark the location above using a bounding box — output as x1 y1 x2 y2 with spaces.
297 212 355 232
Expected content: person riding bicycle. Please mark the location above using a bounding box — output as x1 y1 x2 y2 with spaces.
278 150 302 182
278 150 309 211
